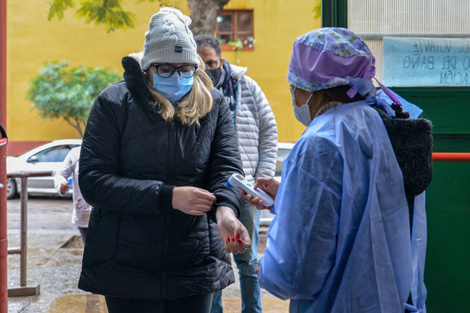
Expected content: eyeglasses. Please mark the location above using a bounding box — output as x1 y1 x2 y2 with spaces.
204 60 221 70
152 64 198 78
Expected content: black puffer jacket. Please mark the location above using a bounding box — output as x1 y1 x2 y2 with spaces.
78 56 244 299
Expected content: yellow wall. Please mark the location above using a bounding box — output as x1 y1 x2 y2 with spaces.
222 0 320 142
6 0 320 143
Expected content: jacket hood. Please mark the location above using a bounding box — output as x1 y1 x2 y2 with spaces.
121 56 156 111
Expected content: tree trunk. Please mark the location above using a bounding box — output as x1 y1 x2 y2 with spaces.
188 0 230 36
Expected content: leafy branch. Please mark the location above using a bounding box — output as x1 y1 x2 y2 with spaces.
48 0 137 32
27 61 121 136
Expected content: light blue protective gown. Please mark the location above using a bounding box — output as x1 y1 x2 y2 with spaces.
259 101 425 312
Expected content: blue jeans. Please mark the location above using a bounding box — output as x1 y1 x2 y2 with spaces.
211 203 262 313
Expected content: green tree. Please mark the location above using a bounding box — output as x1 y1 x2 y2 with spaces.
27 61 121 137
47 0 230 35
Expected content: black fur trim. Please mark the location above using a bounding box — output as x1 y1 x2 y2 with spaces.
121 56 158 112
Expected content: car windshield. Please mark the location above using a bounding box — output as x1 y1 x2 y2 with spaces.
31 146 72 162
13 143 80 159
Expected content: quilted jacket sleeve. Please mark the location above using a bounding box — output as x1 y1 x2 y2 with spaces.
208 90 245 218
248 77 278 179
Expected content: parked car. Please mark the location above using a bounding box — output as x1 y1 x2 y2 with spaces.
6 139 82 199
260 142 295 226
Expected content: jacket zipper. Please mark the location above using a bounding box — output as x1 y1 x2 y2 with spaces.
162 121 176 298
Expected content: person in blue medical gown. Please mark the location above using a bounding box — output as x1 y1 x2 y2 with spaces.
243 28 431 313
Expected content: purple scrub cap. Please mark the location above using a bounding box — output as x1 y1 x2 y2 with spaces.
287 27 412 116
287 27 376 92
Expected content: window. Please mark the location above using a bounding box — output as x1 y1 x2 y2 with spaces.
348 0 470 86
216 9 254 50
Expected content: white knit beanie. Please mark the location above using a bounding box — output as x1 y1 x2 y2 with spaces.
141 7 198 71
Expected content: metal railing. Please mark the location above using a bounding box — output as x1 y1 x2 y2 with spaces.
260 152 470 228
432 152 470 161
7 170 52 297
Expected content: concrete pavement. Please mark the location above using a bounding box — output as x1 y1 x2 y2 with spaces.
6 196 289 312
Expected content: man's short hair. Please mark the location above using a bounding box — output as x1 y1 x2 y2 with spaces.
194 35 222 58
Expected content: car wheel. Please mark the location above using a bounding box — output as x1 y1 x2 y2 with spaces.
6 178 18 199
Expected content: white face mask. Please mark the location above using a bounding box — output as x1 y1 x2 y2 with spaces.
291 86 313 127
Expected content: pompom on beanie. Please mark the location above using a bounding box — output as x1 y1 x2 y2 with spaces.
141 7 198 71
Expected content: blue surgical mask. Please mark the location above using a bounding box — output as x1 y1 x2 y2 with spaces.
152 73 193 104
291 86 313 127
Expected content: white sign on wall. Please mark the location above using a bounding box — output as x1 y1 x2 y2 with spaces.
383 37 470 87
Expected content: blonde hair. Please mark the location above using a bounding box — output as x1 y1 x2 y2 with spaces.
147 55 213 126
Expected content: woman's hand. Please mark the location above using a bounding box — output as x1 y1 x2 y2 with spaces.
216 206 251 254
242 177 280 210
172 186 216 216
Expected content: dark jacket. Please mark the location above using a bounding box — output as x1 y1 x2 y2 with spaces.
78 56 244 299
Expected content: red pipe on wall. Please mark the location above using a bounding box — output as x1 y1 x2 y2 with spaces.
0 0 7 312
433 152 470 161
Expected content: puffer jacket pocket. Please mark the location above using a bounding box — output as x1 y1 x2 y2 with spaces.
167 213 211 271
114 214 165 270
81 208 121 269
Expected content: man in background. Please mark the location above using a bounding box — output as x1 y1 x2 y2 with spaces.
195 35 278 313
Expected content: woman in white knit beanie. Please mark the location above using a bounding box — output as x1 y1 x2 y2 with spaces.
77 7 250 313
